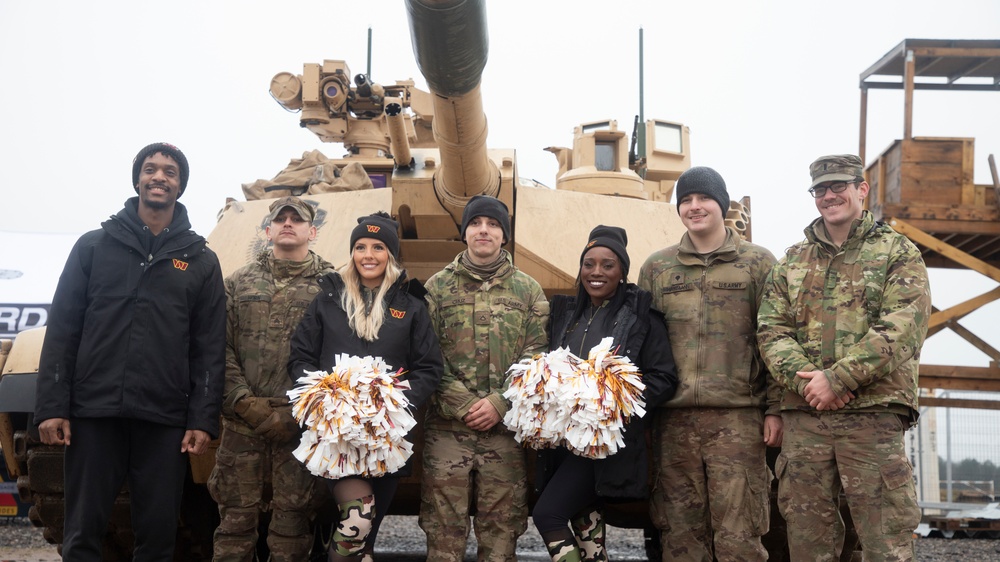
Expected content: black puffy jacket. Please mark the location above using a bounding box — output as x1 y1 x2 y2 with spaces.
35 199 226 437
536 283 677 500
287 272 443 411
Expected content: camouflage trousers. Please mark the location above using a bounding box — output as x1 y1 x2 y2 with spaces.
650 407 770 562
777 411 919 562
418 417 528 562
207 427 322 562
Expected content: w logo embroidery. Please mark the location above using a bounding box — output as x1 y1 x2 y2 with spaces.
367 225 381 233
389 308 406 319
172 259 189 271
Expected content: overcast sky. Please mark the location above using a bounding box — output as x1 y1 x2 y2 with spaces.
2 0 999 368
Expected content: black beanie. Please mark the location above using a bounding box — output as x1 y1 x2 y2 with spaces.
132 142 190 196
675 166 730 215
350 211 400 259
461 195 511 244
581 225 630 279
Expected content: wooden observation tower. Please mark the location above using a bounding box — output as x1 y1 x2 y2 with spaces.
859 39 1000 408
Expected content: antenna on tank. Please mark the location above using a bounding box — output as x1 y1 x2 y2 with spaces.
367 26 373 80
638 27 646 160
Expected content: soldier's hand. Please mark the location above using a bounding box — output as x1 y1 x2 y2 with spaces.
253 406 300 444
798 370 855 411
763 414 783 447
463 398 501 432
181 429 212 455
39 418 71 446
234 396 274 428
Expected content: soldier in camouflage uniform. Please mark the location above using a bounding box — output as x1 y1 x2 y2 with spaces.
208 196 333 562
757 154 931 562
638 167 779 561
418 195 549 562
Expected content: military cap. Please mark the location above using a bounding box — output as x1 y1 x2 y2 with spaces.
809 154 863 188
266 196 316 223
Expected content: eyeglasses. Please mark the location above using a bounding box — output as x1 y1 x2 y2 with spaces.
808 181 853 198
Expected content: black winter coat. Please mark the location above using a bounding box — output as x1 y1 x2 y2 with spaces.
35 199 226 437
536 283 677 501
287 272 443 412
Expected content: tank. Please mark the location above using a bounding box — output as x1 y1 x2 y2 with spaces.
0 0 752 559
210 0 757 286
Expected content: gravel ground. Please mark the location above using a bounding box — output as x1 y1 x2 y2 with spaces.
3 516 1000 561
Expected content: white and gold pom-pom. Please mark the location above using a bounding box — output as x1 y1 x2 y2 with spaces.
287 354 416 478
503 337 645 459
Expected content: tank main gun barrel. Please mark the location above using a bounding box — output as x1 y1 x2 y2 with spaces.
405 0 500 222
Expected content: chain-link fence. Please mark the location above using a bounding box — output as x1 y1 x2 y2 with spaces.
909 391 1000 512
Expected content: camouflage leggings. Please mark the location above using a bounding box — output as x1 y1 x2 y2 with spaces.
777 411 919 562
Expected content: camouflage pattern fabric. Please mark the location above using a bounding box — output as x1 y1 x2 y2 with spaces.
776 411 919 562
650 407 769 561
207 429 322 562
571 508 607 562
331 494 376 557
758 210 929 561
418 251 547 561
210 250 333 561
545 537 583 562
639 227 775 561
638 227 779 413
222 251 334 425
757 211 930 416
423 252 549 421
419 418 529 562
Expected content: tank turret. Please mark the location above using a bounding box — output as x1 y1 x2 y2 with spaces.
213 0 719 291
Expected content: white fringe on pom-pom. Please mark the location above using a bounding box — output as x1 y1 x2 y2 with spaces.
503 337 645 459
287 354 416 478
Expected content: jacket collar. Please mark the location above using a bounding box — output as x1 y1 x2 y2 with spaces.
676 226 741 266
803 210 877 253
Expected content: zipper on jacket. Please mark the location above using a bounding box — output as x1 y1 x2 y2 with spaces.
696 267 708 407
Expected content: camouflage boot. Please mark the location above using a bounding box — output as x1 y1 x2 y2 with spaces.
328 495 375 561
571 508 608 562
545 536 583 562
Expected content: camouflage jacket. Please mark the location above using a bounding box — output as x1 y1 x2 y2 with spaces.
639 227 779 413
757 211 930 419
222 250 334 432
424 251 549 423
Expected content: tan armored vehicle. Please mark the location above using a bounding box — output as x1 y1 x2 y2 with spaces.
0 0 752 558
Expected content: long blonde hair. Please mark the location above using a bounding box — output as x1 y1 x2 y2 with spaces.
338 254 403 342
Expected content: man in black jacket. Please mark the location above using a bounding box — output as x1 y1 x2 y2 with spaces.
35 142 226 561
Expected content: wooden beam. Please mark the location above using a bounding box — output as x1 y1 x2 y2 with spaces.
904 49 915 140
948 321 1000 361
919 364 1000 393
889 219 1000 282
859 87 868 163
926 307 1000 361
910 46 1000 59
929 287 1000 329
920 397 1000 410
883 204 1000 223
894 218 1000 236
990 154 1000 208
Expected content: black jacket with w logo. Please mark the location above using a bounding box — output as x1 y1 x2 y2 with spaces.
287 271 443 413
36 198 226 437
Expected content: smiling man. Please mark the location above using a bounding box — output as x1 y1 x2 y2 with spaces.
35 142 226 560
757 154 931 561
639 166 779 561
420 195 549 562
208 196 333 561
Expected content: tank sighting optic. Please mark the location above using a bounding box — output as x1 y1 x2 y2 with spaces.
268 60 431 163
